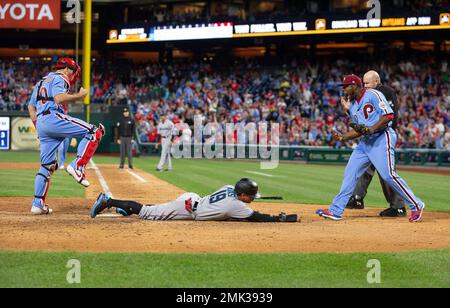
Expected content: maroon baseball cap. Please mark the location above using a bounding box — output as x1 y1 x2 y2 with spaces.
339 74 362 88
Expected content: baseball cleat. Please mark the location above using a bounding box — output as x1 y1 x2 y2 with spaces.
98 123 105 135
316 209 342 221
409 203 425 223
379 207 407 217
67 165 90 187
91 193 111 219
116 208 129 217
346 195 364 209
31 204 53 215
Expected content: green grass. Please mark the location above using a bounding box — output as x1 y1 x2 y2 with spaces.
1 151 449 212
0 169 85 198
0 152 449 288
0 250 449 288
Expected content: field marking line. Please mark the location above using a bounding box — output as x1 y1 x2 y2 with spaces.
90 159 114 199
245 171 274 177
126 169 147 183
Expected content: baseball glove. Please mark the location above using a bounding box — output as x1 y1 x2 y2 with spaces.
278 212 299 222
349 123 371 136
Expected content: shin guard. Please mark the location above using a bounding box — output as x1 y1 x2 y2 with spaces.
76 124 105 168
32 167 51 207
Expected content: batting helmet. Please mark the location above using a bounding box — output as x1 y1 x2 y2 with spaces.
53 57 81 86
235 178 261 200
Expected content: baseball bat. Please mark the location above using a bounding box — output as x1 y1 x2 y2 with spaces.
258 196 284 200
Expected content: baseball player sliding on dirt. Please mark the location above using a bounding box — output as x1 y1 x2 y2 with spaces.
316 75 425 222
27 58 105 215
91 178 298 222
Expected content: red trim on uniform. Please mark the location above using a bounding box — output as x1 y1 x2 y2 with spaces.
383 114 394 121
357 88 367 104
43 178 50 202
77 145 90 167
368 88 383 103
55 113 91 131
385 131 419 211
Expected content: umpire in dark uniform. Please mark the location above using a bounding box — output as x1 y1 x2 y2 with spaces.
117 107 135 169
345 70 406 217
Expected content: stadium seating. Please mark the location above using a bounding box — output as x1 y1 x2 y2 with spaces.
1 54 448 149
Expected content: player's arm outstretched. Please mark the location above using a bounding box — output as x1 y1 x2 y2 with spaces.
231 179 299 223
245 211 298 222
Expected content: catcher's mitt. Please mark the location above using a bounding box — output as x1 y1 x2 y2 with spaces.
349 123 371 136
279 212 299 222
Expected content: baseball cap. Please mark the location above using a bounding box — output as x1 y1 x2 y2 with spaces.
123 108 129 113
339 74 362 88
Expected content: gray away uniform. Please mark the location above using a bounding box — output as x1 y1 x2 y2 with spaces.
157 119 175 170
139 186 254 221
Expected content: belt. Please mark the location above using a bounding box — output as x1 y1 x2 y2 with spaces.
193 201 199 212
37 110 51 117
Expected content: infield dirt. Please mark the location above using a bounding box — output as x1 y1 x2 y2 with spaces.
0 163 449 253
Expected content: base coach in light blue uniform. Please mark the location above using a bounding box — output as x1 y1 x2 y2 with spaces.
316 75 425 223
27 58 105 215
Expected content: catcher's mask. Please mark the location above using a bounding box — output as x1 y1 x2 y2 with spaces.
53 57 81 87
235 178 261 201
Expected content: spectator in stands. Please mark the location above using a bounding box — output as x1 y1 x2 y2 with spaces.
1 53 448 150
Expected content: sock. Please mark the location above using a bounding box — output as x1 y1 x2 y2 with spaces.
107 199 143 216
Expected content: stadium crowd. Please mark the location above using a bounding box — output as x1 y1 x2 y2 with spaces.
1 54 449 150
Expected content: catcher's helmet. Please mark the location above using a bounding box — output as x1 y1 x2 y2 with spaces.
53 57 81 86
235 178 261 200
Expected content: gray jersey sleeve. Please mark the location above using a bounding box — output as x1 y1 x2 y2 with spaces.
226 199 254 219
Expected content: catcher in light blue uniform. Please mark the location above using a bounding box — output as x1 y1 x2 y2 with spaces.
27 58 105 215
57 137 70 169
316 75 425 223
57 104 70 170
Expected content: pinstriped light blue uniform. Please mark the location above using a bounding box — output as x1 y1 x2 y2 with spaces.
329 88 424 217
28 72 96 208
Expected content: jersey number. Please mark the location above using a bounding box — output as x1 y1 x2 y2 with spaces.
209 188 235 204
363 104 374 119
38 87 48 105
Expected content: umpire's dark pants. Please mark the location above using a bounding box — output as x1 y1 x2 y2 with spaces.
120 137 133 168
353 164 405 209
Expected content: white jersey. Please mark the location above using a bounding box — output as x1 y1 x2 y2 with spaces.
157 120 175 139
139 186 254 221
